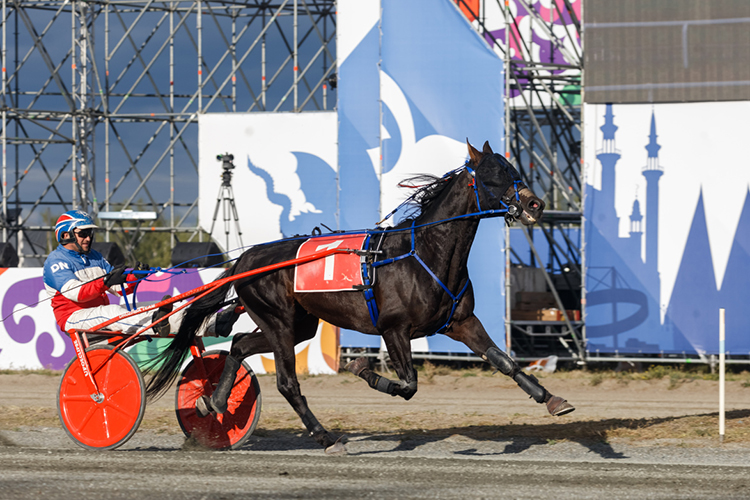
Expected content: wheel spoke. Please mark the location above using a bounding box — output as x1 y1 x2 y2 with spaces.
100 354 114 393
234 370 250 385
60 394 96 403
104 390 139 418
102 407 112 439
71 403 99 434
106 378 137 400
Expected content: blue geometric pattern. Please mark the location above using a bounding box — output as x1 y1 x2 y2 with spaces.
586 104 750 355
247 153 337 238
338 0 505 351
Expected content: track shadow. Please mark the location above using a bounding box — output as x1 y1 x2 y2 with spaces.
0 431 17 447
236 409 750 458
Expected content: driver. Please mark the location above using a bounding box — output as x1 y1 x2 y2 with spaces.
43 210 176 337
43 209 240 339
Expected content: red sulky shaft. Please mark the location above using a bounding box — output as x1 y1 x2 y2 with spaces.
82 247 359 334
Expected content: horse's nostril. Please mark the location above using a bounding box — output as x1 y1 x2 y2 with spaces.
530 201 539 209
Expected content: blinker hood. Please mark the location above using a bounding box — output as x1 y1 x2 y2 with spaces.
474 153 521 210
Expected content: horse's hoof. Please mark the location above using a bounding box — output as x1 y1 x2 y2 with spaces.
547 396 575 416
195 396 212 418
345 357 369 377
324 436 348 456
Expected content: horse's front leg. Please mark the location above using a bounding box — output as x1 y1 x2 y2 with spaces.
345 329 418 401
447 315 574 416
272 340 347 455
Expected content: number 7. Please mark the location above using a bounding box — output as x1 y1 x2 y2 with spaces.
316 240 344 281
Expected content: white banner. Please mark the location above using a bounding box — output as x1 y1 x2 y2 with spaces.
583 101 750 354
0 268 338 374
198 112 338 258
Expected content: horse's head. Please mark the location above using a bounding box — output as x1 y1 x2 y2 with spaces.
466 140 545 225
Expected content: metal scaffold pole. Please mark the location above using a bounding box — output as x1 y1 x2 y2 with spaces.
468 0 583 362
2 0 6 243
1 0 336 262
503 0 512 354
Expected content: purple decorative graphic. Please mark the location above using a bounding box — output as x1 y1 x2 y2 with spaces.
0 270 216 370
484 0 581 99
1 276 75 370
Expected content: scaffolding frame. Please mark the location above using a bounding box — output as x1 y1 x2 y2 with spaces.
3 0 585 360
0 0 336 262
457 0 585 362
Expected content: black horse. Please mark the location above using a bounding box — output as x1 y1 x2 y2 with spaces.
145 141 574 454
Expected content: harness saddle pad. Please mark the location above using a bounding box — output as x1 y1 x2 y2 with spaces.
294 234 367 293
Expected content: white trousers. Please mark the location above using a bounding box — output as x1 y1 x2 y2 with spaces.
65 304 185 337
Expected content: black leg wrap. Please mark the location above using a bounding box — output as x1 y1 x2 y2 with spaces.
369 373 397 395
359 367 418 400
300 409 325 436
486 346 547 403
375 375 393 393
210 355 241 414
485 346 521 377
300 408 336 448
513 371 549 403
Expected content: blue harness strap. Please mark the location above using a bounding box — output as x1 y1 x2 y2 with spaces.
342 162 523 332
359 233 380 326
369 221 471 333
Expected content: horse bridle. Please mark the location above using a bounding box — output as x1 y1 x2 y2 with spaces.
501 180 525 225
465 162 524 225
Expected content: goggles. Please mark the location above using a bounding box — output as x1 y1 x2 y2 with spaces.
74 228 95 239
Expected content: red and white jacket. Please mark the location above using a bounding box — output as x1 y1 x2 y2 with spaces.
43 245 135 331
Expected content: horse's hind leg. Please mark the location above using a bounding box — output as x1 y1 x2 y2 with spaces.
196 329 271 417
447 315 574 416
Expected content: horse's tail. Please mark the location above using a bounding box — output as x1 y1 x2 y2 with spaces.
144 262 240 401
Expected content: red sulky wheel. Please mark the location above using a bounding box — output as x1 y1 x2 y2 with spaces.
57 345 146 450
175 350 261 450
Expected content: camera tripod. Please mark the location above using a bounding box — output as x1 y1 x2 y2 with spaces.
209 153 244 252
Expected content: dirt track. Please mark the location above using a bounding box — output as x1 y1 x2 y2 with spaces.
3 369 750 437
2 370 750 499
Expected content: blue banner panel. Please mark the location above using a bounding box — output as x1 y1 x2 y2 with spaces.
584 102 750 355
339 0 506 351
337 19 380 232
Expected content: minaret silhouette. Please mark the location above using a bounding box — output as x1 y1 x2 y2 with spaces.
629 197 643 257
597 104 621 239
642 111 663 273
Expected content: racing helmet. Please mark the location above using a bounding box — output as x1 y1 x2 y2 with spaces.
55 210 98 244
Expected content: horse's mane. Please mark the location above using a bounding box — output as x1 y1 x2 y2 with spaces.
394 168 462 226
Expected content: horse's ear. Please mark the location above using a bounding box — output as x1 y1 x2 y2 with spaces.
482 141 494 155
466 139 483 166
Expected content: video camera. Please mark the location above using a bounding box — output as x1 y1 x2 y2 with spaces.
216 153 235 170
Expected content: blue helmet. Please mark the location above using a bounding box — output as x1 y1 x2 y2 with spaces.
55 210 98 243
